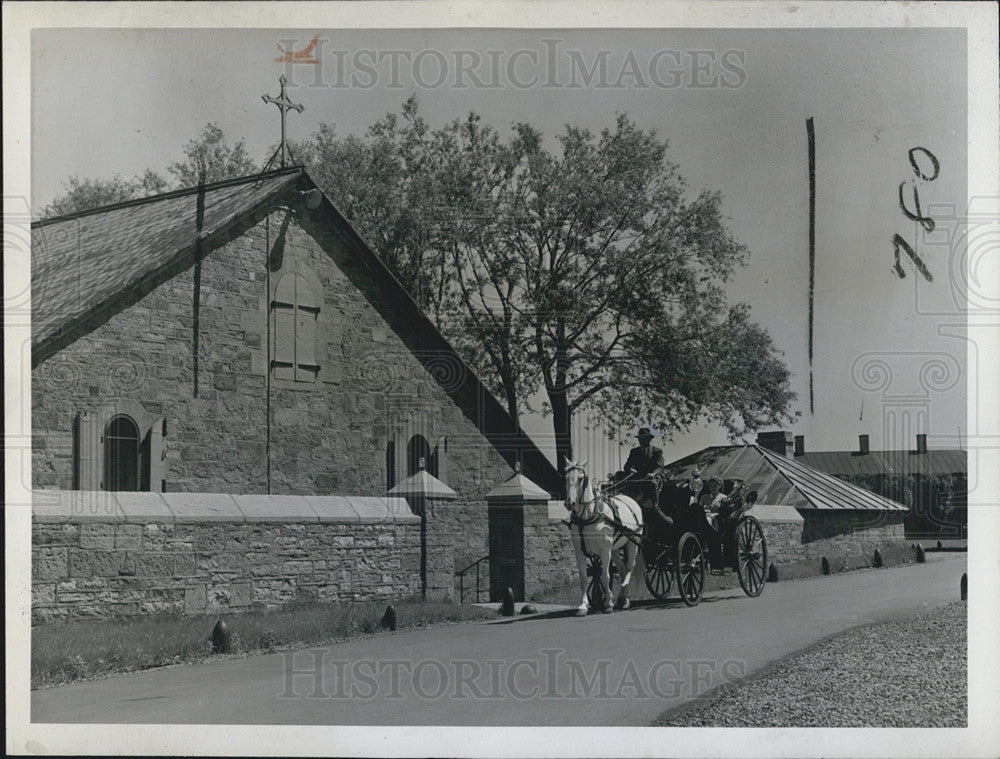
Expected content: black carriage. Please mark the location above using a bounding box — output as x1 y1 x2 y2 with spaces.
586 473 768 609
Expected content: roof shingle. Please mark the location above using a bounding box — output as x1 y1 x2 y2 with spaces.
32 170 300 354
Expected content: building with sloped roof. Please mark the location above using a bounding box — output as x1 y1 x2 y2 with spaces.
794 434 966 539
30 167 561 616
662 432 910 569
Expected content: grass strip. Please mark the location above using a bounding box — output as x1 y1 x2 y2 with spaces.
32 598 496 690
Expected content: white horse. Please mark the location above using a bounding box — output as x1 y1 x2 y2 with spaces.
564 457 644 616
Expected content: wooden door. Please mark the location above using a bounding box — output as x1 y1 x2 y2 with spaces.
488 504 524 602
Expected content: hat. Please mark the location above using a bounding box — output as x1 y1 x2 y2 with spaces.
636 427 655 440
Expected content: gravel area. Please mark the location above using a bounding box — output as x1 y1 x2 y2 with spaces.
656 601 967 727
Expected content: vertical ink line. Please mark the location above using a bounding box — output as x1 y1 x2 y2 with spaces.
807 117 816 415
265 211 272 495
193 173 206 398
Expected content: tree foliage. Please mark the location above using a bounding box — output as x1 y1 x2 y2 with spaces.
41 169 168 218
42 123 257 218
167 122 258 187
299 101 796 459
292 97 447 322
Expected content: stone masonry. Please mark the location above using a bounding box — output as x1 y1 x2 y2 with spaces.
31 490 420 623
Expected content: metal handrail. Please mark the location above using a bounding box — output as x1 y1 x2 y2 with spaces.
455 554 489 604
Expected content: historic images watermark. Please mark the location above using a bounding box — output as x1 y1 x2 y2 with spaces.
279 648 746 701
276 37 748 91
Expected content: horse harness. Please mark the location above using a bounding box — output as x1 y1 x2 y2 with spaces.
567 467 634 558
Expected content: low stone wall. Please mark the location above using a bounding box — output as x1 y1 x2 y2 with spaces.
520 502 908 599
524 501 577 598
752 505 906 568
31 490 421 623
746 505 806 566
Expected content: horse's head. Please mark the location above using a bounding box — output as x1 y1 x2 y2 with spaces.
563 457 592 515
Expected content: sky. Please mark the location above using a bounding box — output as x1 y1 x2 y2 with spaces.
30 26 969 475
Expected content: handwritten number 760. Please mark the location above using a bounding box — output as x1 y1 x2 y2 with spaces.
893 146 939 282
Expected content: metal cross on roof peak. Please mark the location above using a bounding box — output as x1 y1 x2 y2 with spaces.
261 75 304 168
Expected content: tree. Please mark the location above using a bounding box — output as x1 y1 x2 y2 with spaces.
463 115 794 465
295 102 798 463
42 123 258 218
41 169 167 218
293 96 449 324
168 122 258 186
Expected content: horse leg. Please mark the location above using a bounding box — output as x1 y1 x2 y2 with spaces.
573 532 590 616
618 542 636 610
599 543 614 613
608 544 624 609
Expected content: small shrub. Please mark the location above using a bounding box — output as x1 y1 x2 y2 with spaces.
873 549 884 568
915 544 926 563
821 556 831 575
767 563 779 583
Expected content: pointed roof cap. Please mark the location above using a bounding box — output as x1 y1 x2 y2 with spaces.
387 469 457 500
485 466 551 503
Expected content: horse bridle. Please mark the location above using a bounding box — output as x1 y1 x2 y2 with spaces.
565 464 601 528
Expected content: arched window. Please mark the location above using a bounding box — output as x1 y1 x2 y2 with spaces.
406 434 437 478
272 271 320 382
104 415 140 491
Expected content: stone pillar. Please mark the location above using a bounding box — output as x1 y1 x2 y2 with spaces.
388 460 457 601
485 464 551 602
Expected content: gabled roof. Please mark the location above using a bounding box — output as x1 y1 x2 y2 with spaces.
796 449 966 477
31 168 562 494
663 444 908 511
32 169 302 357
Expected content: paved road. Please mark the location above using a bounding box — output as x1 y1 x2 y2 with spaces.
32 556 966 726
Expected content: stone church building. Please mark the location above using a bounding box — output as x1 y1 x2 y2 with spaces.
31 167 563 617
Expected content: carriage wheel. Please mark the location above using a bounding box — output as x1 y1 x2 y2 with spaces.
735 515 768 598
642 545 674 601
676 532 705 607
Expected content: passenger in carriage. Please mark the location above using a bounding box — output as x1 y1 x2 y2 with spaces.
700 478 728 530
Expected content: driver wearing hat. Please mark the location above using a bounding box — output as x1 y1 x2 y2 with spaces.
624 427 664 479
623 428 664 511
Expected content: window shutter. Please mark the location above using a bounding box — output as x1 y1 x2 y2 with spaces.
273 273 296 380
274 306 295 379
272 270 320 382
147 417 168 492
295 275 318 381
75 411 101 490
296 308 317 381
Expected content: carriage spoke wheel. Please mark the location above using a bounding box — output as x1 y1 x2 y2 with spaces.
642 546 674 601
735 515 768 598
676 532 705 607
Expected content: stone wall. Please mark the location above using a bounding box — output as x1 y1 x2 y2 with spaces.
31 490 421 623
